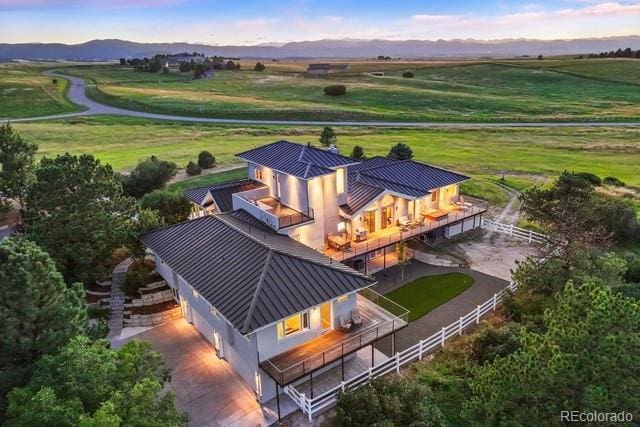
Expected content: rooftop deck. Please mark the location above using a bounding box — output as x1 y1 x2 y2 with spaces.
232 188 314 230
326 202 487 262
261 291 408 386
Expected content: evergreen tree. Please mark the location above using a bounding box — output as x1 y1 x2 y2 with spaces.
387 142 414 160
351 145 365 160
319 126 337 146
0 123 38 207
0 237 86 414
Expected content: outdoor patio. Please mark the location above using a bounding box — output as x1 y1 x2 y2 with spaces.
261 293 408 386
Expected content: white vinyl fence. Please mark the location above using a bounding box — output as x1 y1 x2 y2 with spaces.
284 282 519 421
481 218 548 244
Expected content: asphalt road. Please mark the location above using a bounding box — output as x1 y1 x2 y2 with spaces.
3 72 640 128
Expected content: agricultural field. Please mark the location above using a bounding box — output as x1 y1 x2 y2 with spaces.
0 63 81 118
13 116 640 207
57 59 640 122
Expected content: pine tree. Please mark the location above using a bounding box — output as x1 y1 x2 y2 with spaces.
319 126 337 146
0 237 86 414
351 145 365 160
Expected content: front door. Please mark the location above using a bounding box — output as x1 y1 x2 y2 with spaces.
320 302 332 332
381 205 393 230
363 210 376 233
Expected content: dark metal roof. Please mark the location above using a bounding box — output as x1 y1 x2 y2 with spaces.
236 140 356 179
351 157 469 198
184 179 266 212
340 182 384 216
141 214 374 335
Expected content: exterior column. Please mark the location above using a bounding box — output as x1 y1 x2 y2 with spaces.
275 380 281 420
310 372 314 399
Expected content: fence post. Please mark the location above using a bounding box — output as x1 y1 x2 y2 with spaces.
493 293 497 311
476 305 481 324
459 317 463 336
307 398 313 422
418 340 423 360
341 381 345 393
441 327 446 347
528 230 533 244
509 224 514 236
396 353 401 373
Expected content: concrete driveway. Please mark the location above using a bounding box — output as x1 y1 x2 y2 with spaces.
118 319 278 427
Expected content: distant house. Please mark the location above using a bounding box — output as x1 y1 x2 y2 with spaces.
167 54 206 66
306 63 350 75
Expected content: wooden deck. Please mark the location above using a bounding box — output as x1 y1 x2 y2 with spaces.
261 295 407 385
325 204 487 261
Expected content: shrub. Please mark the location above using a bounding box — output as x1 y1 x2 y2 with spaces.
185 161 201 176
402 71 414 78
471 324 521 364
334 376 445 426
574 172 601 186
254 62 266 72
121 156 177 198
197 151 215 169
85 318 109 340
351 145 365 160
121 260 155 296
140 190 192 225
603 176 625 186
52 78 58 84
324 85 346 96
87 304 109 320
388 142 414 160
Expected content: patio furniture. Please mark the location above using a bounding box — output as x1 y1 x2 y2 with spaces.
355 228 368 242
351 308 363 327
337 315 352 331
423 209 449 221
328 234 350 251
398 215 410 227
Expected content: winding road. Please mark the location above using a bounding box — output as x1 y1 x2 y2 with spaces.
4 72 640 127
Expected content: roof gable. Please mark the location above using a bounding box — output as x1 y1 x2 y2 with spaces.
236 140 356 179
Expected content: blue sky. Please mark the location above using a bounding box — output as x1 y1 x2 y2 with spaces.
1 0 639 44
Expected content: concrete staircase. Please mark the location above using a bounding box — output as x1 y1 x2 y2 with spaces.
107 257 132 342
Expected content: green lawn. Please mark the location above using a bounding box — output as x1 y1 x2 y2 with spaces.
12 117 640 206
168 167 247 192
384 273 475 322
0 64 81 118
53 60 640 122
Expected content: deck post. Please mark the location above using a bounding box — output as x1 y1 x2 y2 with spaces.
310 372 314 399
371 343 375 367
391 331 396 355
341 343 345 380
275 381 281 421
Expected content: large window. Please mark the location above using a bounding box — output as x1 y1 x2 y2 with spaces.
277 312 309 339
254 167 263 180
336 167 345 194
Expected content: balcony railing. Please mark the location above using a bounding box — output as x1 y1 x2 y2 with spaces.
328 200 488 262
278 207 314 229
261 290 409 386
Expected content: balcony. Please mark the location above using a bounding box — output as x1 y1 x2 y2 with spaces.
232 189 314 231
260 290 409 386
327 199 487 262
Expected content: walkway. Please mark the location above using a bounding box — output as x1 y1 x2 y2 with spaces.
3 72 640 128
116 319 285 427
372 261 509 352
107 257 132 343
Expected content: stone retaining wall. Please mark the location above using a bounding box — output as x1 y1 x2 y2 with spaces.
124 306 182 327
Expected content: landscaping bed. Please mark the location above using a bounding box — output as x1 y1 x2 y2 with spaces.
385 273 474 322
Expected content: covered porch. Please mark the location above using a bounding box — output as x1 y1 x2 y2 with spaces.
260 291 409 388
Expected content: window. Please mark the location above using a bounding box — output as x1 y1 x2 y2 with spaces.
277 312 309 339
336 167 345 194
254 167 263 180
431 190 438 202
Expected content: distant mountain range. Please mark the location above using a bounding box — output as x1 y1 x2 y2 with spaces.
1 36 640 60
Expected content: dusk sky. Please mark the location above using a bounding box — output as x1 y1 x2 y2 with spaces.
1 0 639 45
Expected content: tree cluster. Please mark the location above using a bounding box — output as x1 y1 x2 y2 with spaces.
324 84 347 96
587 47 640 59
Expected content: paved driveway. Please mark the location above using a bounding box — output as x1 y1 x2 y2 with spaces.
118 319 277 427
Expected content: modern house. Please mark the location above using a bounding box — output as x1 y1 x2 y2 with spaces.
143 140 486 414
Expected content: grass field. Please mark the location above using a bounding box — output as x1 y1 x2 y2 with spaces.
56 59 640 122
384 273 474 321
12 116 640 207
167 167 247 192
0 64 81 118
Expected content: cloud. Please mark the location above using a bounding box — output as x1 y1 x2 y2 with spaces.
0 0 185 9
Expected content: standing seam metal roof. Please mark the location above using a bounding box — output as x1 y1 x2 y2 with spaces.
141 213 374 334
236 140 356 179
184 179 266 212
